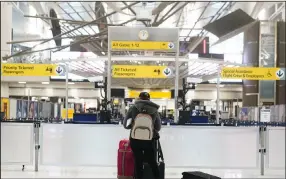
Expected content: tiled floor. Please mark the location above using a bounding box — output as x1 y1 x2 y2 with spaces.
1 165 285 178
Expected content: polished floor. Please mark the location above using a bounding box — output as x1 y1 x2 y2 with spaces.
1 165 285 178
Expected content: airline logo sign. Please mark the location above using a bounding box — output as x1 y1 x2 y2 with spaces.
112 65 173 78
221 67 285 80
1 63 66 76
111 41 175 51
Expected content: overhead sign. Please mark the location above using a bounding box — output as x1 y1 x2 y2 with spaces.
221 67 285 80
1 63 65 76
111 41 175 50
128 90 171 99
112 65 173 78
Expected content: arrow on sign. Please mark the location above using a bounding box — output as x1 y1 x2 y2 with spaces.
276 69 284 78
56 67 62 74
164 68 171 76
168 42 174 49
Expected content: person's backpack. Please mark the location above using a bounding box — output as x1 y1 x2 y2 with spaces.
130 107 154 140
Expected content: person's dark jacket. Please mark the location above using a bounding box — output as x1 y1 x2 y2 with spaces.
123 99 161 139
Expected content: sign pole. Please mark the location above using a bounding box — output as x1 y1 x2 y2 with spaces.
27 88 30 120
65 64 69 121
216 65 221 124
174 28 180 123
107 27 111 109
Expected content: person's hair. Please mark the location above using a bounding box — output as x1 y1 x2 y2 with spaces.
139 92 150 100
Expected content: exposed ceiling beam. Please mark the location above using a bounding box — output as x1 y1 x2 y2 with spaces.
52 17 137 53
6 36 86 44
153 2 189 27
24 14 115 26
152 2 174 15
122 1 147 27
187 2 235 54
3 2 140 61
154 2 180 26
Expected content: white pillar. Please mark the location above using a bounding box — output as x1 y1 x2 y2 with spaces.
0 82 9 98
1 2 12 59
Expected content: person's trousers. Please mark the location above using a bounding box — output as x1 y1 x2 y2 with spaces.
130 138 160 179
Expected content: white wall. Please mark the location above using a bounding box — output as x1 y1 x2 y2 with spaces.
8 87 242 100
9 87 101 98
1 76 50 82
1 82 9 98
9 98 17 119
68 98 98 109
152 99 175 110
186 90 242 100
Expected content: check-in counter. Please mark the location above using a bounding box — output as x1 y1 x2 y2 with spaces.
39 124 260 169
73 113 98 122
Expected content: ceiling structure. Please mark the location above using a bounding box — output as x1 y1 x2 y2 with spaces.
5 1 285 88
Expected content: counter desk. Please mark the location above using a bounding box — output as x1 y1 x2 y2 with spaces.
39 123 261 169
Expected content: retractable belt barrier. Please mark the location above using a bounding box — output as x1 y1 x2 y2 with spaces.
1 120 285 174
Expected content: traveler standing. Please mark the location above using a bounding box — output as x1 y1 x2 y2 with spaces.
123 92 161 179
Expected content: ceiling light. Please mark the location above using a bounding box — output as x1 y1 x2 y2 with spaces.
246 93 259 96
101 51 105 55
68 82 75 85
18 82 26 84
42 82 49 85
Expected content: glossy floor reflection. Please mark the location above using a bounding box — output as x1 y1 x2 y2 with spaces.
1 166 285 178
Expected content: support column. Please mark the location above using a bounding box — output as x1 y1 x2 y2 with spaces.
259 21 276 105
1 2 12 59
0 82 9 98
276 21 285 104
242 21 260 106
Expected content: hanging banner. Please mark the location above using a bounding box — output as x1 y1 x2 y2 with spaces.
112 65 173 78
221 67 285 80
1 63 65 76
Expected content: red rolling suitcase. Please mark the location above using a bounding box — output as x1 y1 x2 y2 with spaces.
117 139 134 179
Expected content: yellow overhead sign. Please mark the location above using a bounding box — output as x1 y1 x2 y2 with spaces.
221 67 285 80
1 63 65 76
111 41 175 50
112 65 172 78
129 90 171 99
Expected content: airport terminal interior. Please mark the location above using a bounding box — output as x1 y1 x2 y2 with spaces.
1 1 285 179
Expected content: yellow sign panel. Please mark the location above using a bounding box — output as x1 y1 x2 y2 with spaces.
221 67 284 80
129 90 171 99
1 63 65 76
112 65 172 78
111 41 175 50
61 108 74 119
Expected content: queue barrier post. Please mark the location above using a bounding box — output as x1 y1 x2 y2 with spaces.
34 121 41 172
259 126 267 176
